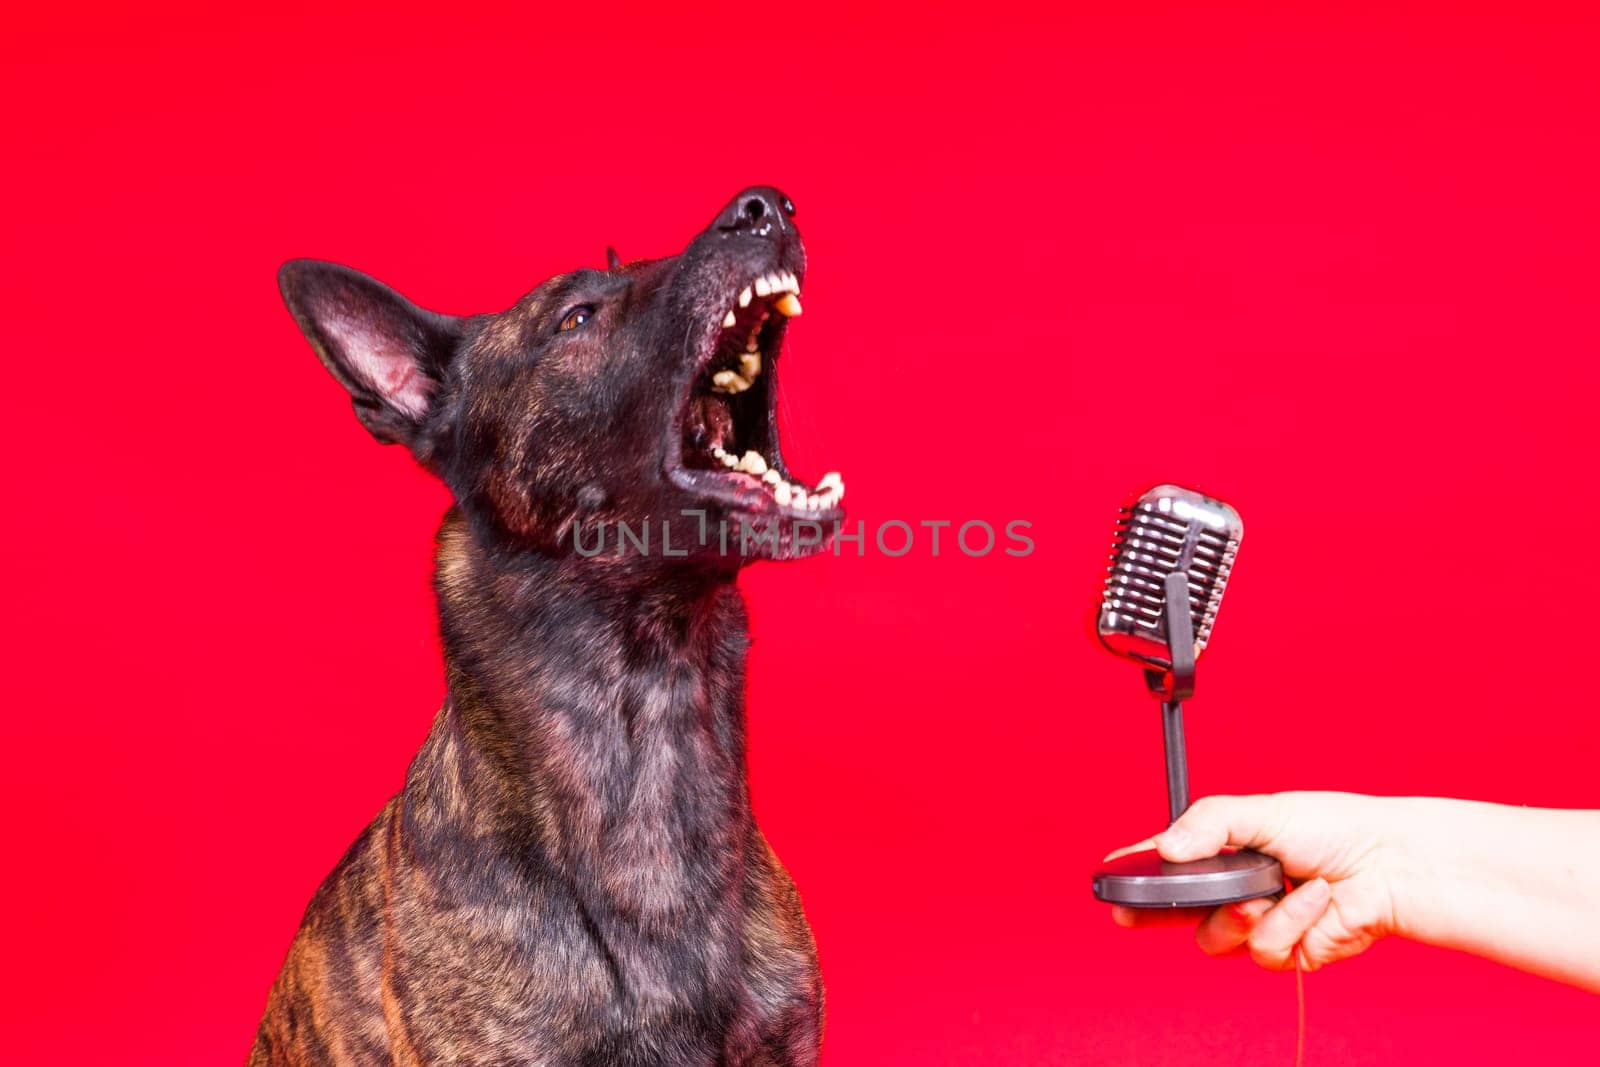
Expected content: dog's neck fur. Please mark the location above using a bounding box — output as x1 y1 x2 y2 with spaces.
402 508 754 931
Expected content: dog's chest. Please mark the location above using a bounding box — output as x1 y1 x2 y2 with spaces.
390 883 754 1064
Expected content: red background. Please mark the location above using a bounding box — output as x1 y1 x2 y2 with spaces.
5 2 1598 1062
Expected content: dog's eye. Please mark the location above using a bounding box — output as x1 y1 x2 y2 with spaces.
558 305 595 332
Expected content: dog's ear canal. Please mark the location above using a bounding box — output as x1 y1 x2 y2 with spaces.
278 259 463 457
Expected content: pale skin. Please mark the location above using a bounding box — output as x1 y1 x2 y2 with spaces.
1106 792 1600 992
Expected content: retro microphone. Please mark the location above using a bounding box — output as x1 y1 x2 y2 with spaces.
1090 485 1284 908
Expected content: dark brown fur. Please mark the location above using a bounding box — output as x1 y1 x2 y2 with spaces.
252 189 827 1065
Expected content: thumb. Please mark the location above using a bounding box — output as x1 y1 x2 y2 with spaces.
1156 794 1283 863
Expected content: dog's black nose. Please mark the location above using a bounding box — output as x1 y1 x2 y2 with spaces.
714 186 795 236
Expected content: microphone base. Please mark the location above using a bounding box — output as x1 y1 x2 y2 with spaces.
1092 849 1283 908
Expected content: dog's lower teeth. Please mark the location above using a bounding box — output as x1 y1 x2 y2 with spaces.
739 352 761 379
707 448 846 510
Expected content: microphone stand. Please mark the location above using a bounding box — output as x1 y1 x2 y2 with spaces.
1148 570 1196 824
1091 570 1284 908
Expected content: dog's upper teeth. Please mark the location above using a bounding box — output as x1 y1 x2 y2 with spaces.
711 370 752 394
727 274 798 327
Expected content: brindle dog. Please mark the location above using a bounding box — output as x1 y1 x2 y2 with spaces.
250 188 841 1066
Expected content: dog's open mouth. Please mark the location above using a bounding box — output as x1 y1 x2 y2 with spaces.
671 268 844 518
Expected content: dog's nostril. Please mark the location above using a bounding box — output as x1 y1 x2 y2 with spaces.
715 187 794 234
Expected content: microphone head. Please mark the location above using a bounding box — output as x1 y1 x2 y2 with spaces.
1097 484 1243 671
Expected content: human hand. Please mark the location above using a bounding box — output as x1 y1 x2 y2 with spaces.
1105 792 1405 972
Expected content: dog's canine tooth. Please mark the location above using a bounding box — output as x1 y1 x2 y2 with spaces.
816 472 842 493
722 309 736 329
739 286 752 308
736 451 767 475
774 293 802 318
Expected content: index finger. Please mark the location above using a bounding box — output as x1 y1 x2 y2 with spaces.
1158 794 1285 863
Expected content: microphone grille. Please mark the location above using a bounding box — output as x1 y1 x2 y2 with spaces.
1097 485 1243 669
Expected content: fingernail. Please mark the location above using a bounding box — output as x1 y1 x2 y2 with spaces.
1303 877 1329 901
1162 826 1192 853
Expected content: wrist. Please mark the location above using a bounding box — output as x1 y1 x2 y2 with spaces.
1356 793 1459 940
1374 796 1512 951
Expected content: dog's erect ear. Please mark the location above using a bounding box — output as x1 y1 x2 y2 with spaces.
606 246 623 270
278 259 463 453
